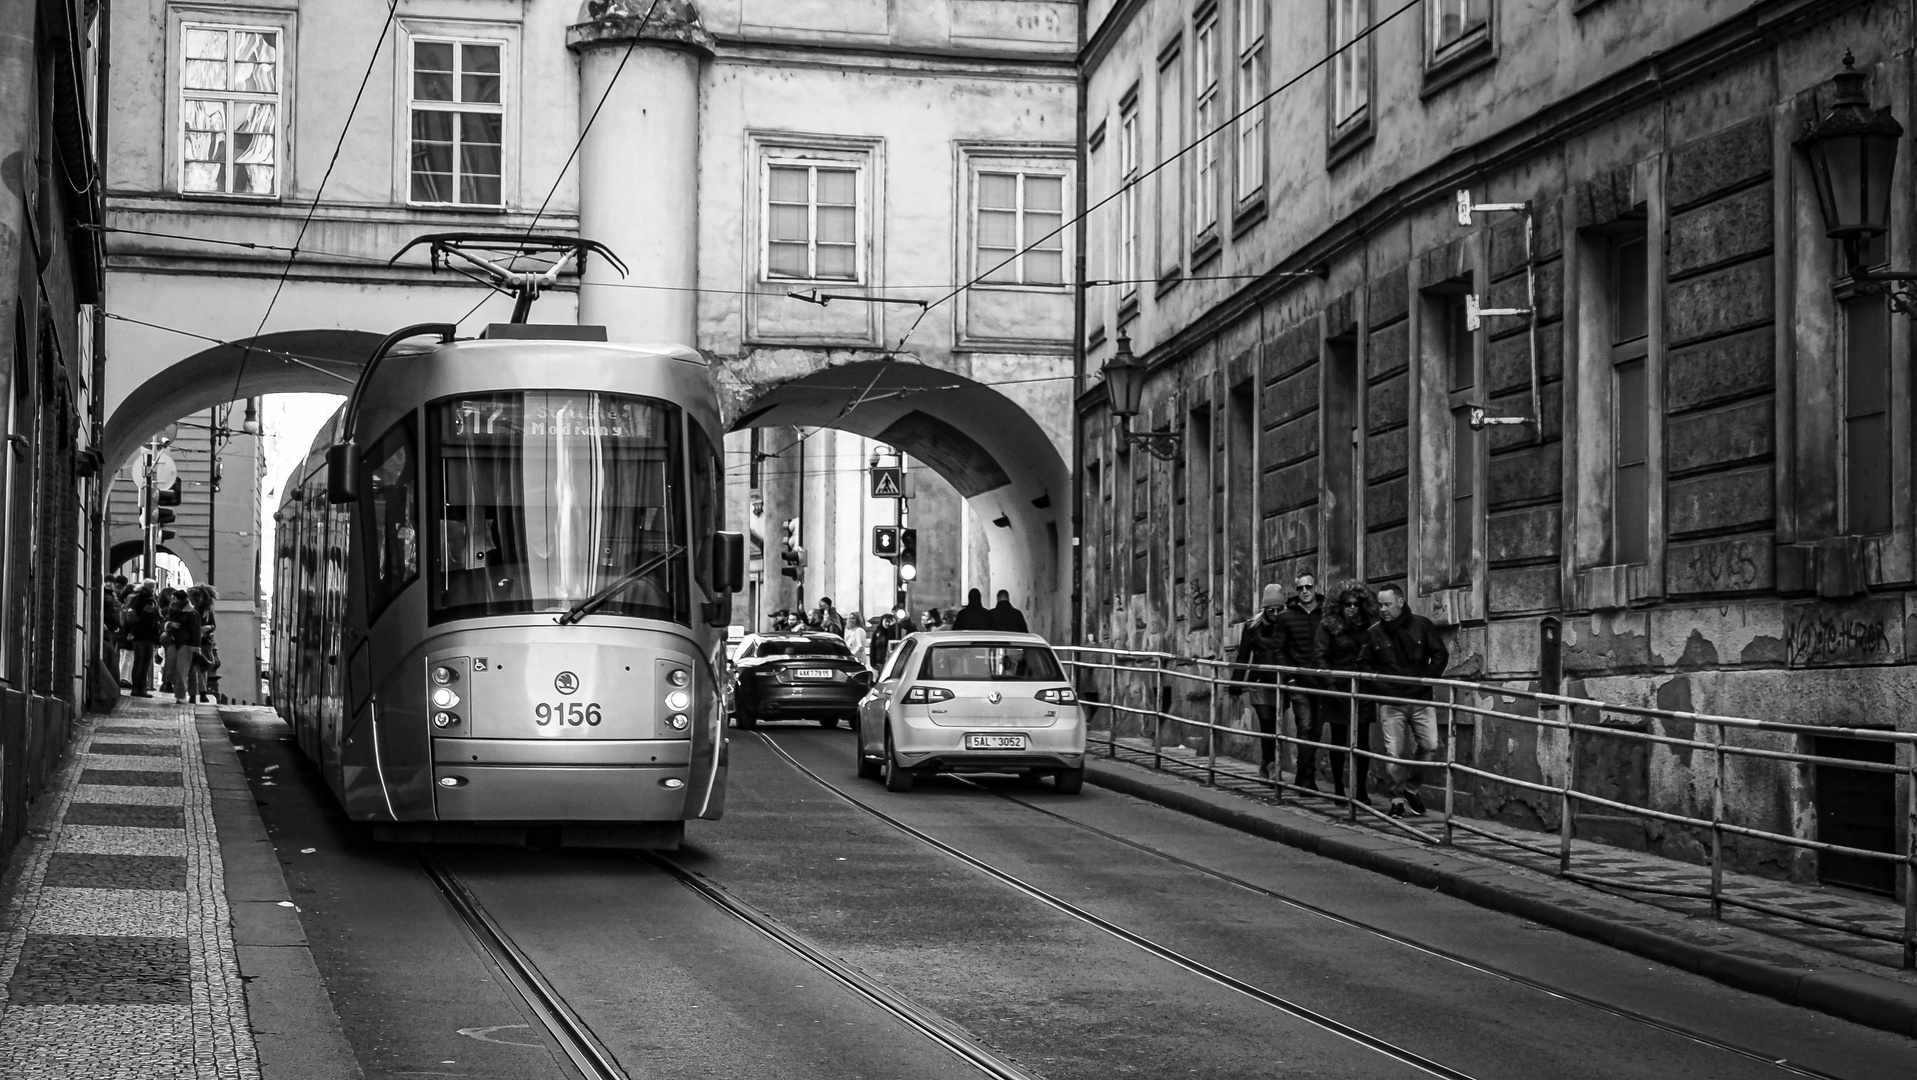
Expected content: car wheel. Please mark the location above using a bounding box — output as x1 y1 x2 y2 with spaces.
817 715 839 728
1054 766 1085 795
883 727 914 792
855 734 882 780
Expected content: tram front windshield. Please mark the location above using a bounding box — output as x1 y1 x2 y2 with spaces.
429 391 686 624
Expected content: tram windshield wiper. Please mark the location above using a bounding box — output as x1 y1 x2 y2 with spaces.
556 545 686 626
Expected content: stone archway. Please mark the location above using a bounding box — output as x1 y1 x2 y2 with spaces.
101 329 377 473
723 360 1073 639
108 530 207 584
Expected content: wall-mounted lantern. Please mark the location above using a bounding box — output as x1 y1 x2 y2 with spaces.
1798 50 1917 313
1099 334 1181 461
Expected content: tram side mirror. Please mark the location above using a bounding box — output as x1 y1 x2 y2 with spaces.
713 531 745 594
325 444 360 505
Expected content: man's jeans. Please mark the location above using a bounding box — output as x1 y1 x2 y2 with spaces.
1378 702 1440 800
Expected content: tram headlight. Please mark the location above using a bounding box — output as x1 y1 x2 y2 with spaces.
431 687 460 710
432 666 458 685
664 689 691 711
667 669 689 687
432 711 461 728
667 713 689 730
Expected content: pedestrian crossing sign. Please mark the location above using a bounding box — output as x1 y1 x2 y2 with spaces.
869 466 903 499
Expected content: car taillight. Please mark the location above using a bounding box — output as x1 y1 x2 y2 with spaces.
1036 687 1078 705
903 686 955 704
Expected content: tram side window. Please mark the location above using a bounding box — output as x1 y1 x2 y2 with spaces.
360 417 420 619
689 420 720 595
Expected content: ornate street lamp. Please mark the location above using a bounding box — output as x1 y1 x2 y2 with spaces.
1099 334 1181 461
1798 50 1917 312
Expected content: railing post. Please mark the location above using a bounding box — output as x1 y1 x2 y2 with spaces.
1152 653 1163 771
1905 759 1915 970
1206 660 1219 787
1711 721 1725 920
1347 675 1360 823
1273 666 1286 799
1559 708 1575 875
1107 658 1117 759
1443 684 1456 847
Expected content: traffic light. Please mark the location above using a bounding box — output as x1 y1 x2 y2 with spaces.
872 525 898 560
156 478 181 506
779 517 805 580
897 528 917 582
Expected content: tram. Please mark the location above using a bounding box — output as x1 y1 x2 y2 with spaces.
269 235 744 847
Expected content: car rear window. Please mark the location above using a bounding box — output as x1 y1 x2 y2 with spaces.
918 645 1062 682
759 638 851 658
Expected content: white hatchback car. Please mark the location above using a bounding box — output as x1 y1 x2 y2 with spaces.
855 631 1086 793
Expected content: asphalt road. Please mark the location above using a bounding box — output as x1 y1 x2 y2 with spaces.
224 711 1917 1080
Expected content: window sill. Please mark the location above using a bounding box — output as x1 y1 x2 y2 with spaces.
1573 564 1655 611
179 190 282 204
1118 293 1139 326
1230 195 1266 239
1421 584 1479 627
1087 323 1107 349
1189 230 1221 272
1420 33 1496 100
1326 111 1372 170
1572 0 1619 14
1155 266 1183 299
408 201 509 214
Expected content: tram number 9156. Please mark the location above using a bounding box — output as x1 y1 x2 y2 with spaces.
536 702 603 726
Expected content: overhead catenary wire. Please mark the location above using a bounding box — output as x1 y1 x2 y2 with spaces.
226 0 402 404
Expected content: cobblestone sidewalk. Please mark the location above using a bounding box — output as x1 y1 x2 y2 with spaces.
1092 732 1913 973
0 696 260 1079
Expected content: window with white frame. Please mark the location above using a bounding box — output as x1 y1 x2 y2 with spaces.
1331 0 1370 129
408 38 504 206
1428 0 1488 58
180 24 281 196
1119 91 1141 298
765 162 860 281
1193 9 1220 236
976 172 1066 286
1235 0 1267 203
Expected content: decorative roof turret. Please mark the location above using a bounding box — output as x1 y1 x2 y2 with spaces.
568 0 713 55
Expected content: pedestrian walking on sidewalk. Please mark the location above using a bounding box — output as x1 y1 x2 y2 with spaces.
988 590 1028 633
1278 572 1330 792
1364 584 1449 818
124 588 160 697
1229 585 1290 781
189 585 219 704
161 593 203 705
1317 581 1378 804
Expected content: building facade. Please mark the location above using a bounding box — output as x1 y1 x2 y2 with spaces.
0 0 107 861
1079 0 1914 887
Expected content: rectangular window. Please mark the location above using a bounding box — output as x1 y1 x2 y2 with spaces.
1844 293 1893 535
1194 11 1221 236
359 416 419 621
1428 0 1488 57
1119 92 1142 296
180 25 281 196
1156 49 1185 277
765 163 860 281
1436 286 1477 585
1611 235 1650 564
409 38 504 206
977 172 1065 286
1331 0 1370 128
1235 0 1267 203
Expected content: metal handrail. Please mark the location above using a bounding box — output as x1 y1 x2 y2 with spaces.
1056 643 1917 969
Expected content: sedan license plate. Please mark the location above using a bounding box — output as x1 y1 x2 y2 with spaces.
965 733 1027 750
795 669 836 680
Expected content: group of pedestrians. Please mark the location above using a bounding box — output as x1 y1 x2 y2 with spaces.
764 589 1031 673
1230 571 1448 819
100 574 221 704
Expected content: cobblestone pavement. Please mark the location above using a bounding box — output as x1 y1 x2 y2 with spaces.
0 697 260 1079
1092 731 1913 973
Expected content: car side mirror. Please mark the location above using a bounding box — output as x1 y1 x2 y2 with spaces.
713 531 745 593
325 444 360 505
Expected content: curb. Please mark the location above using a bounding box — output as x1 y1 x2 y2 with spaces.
1085 756 1917 1040
197 706 365 1080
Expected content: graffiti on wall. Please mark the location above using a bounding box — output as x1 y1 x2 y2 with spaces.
1783 599 1901 668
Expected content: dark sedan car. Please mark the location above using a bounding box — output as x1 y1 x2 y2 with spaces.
729 633 871 728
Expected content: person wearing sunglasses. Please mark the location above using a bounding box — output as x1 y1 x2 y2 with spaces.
1316 582 1379 804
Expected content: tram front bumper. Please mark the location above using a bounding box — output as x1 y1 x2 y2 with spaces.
430 738 711 820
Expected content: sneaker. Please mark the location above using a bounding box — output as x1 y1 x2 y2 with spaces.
1404 791 1427 816
1388 799 1408 818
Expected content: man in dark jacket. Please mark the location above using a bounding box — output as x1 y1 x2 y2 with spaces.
869 612 906 671
951 588 992 630
1228 585 1292 780
1365 583 1450 818
988 590 1028 633
1277 572 1330 792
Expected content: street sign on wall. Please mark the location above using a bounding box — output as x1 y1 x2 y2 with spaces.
869 466 903 499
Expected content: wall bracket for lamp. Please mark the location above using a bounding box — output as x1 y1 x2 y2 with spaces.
1455 189 1545 444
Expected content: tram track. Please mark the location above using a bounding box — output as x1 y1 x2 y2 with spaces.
753 732 1480 1080
758 730 1864 1080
